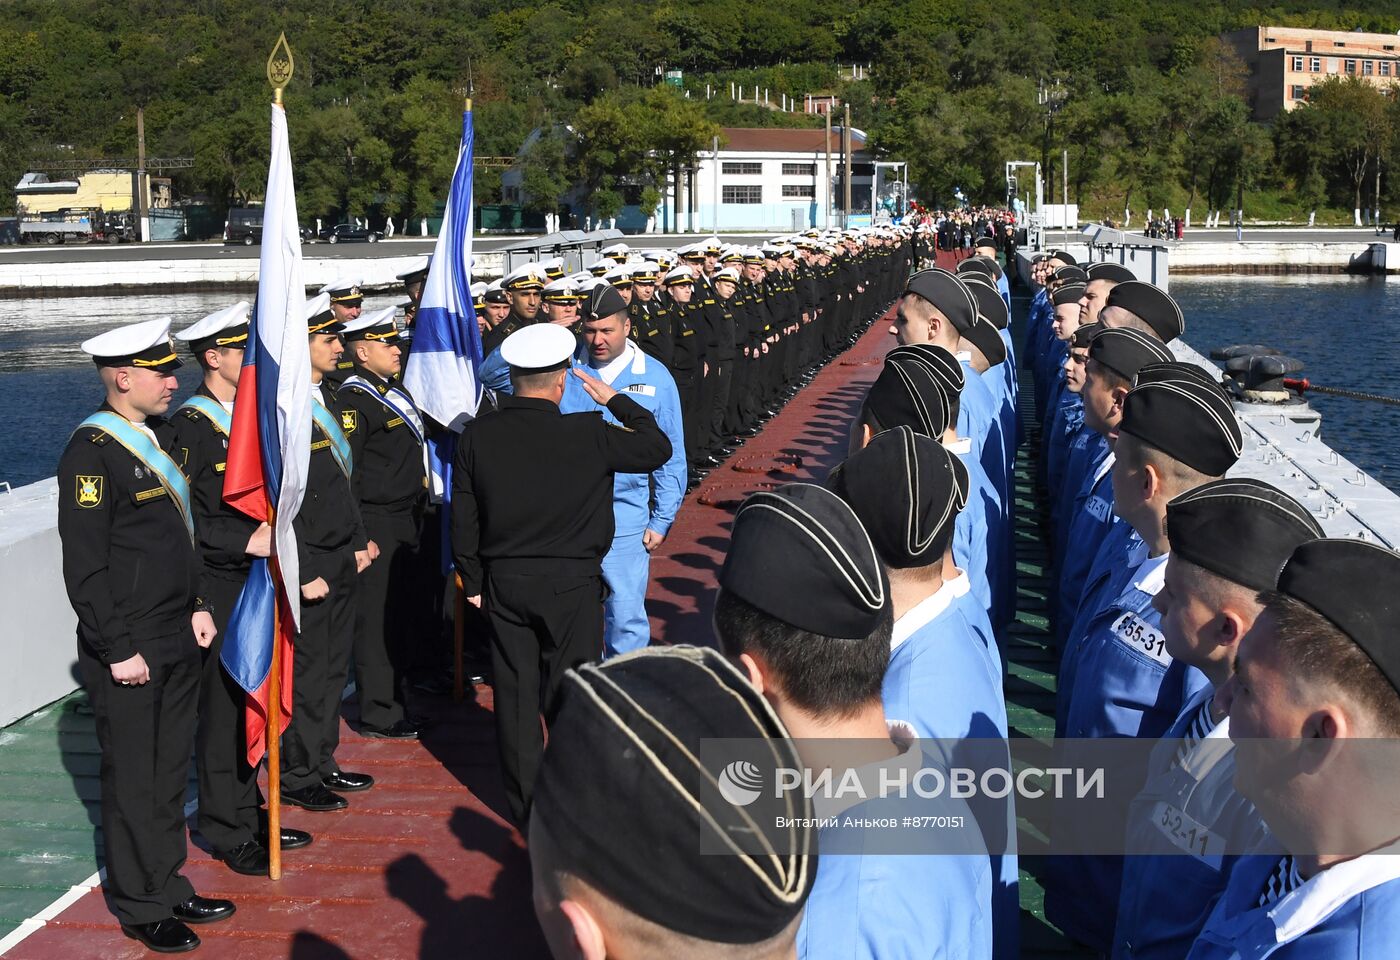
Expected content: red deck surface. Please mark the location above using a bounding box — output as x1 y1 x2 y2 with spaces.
12 266 945 959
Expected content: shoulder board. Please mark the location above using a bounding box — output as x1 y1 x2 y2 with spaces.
84 429 112 445
604 420 636 432
180 406 205 421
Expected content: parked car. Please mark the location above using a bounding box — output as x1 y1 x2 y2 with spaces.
321 223 380 244
224 207 263 245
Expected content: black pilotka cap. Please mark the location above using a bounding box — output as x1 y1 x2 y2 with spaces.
891 343 964 407
1085 262 1136 283
956 256 995 280
863 352 951 438
1106 281 1184 342
1167 479 1324 592
962 273 1010 330
1088 327 1173 382
531 646 816 943
962 314 1007 368
903 268 977 334
1052 283 1086 307
830 426 969 569
1048 250 1078 266
584 282 628 321
1275 539 1400 694
720 483 889 638
1119 362 1243 476
1072 320 1104 349
1052 265 1088 285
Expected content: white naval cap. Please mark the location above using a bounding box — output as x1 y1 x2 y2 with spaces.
600 242 630 260
587 259 611 276
175 301 251 350
603 265 633 287
470 281 488 303
502 262 547 291
395 256 431 282
341 306 402 342
713 266 741 283
306 292 342 334
632 260 661 281
542 277 581 302
662 265 695 286
319 277 363 303
500 322 576 372
81 316 184 372
540 256 567 278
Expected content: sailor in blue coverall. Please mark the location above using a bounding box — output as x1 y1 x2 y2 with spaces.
1047 365 1244 952
833 426 1017 960
558 286 686 657
1112 478 1321 960
1187 538 1400 960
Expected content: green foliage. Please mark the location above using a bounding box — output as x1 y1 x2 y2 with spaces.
3 0 1400 221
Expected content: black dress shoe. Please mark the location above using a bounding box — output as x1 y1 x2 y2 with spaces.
172 894 236 924
281 783 348 811
256 826 313 850
322 770 375 792
221 840 270 876
361 718 419 740
121 919 200 953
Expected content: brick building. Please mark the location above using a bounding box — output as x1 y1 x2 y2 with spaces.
1224 26 1400 119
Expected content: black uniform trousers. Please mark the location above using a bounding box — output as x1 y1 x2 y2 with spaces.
484 569 603 825
673 370 699 464
195 570 262 856
78 629 199 925
706 359 733 449
354 506 421 730
282 547 356 791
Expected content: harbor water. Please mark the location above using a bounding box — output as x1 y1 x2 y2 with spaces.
0 276 1394 489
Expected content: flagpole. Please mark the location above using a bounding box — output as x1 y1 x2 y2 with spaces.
453 574 465 703
264 30 295 883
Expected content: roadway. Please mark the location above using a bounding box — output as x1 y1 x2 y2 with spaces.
1080 227 1393 245
0 233 781 264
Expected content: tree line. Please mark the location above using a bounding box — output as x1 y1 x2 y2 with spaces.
1 0 1398 225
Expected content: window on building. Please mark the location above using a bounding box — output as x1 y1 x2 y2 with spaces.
1344 59 1357 74
781 162 816 177
722 184 763 204
1265 37 1276 43
781 184 815 199
1291 56 1304 71
1290 85 1306 101
1387 44 1396 51
1311 57 1322 72
1335 41 1346 48
1363 60 1374 76
1383 62 1393 77
721 161 762 176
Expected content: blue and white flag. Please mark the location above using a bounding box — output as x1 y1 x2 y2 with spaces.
402 104 482 500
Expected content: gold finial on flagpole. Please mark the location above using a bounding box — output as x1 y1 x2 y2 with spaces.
268 32 295 103
465 98 472 112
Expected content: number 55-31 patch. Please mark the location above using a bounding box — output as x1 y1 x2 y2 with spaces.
76 475 104 508
1110 611 1171 666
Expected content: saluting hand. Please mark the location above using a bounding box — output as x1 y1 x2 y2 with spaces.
192 611 217 649
571 367 618 406
110 653 150 686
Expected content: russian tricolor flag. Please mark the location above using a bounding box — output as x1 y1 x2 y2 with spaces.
221 101 312 766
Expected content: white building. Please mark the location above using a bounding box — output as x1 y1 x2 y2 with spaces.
660 126 876 233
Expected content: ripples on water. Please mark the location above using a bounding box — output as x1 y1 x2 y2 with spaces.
1 278 1395 490
1170 275 1397 488
0 292 405 487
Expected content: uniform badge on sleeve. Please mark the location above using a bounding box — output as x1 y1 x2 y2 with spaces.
341 410 357 434
76 475 103 508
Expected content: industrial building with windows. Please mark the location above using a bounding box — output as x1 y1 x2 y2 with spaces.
1225 26 1400 119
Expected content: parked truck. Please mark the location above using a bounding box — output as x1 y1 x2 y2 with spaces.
19 208 135 244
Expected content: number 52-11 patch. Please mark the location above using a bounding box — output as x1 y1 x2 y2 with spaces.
1110 611 1171 666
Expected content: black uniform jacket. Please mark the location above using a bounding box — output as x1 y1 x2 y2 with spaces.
57 404 202 665
451 393 671 595
338 368 427 512
170 384 258 578
294 385 367 585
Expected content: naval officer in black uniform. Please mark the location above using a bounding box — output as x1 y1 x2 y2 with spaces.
337 306 426 739
451 323 672 824
280 294 375 814
171 303 313 878
57 317 236 953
